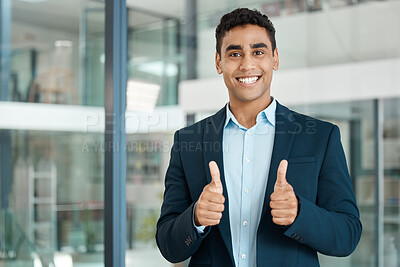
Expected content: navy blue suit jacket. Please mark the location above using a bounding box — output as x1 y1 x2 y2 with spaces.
156 101 362 267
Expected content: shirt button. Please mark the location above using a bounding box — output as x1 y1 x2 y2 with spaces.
243 220 248 226
246 131 251 136
241 254 246 259
244 188 249 193
245 157 250 163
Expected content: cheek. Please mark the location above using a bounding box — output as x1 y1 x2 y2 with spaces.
222 73 232 85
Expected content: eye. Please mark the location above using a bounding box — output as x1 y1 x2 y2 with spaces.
254 50 264 56
229 52 242 57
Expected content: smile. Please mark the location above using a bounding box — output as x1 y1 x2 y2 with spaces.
237 76 260 84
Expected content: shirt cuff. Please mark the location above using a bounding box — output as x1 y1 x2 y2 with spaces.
193 202 206 233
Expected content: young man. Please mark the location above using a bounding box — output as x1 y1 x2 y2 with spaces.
156 8 362 267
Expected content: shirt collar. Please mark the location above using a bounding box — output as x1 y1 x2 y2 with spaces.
224 97 276 129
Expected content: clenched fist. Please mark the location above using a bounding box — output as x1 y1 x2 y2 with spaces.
194 161 225 227
270 159 299 226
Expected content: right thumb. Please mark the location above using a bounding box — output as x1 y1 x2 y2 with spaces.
209 161 222 194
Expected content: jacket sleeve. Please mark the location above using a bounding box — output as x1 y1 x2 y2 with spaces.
284 125 362 256
156 131 210 263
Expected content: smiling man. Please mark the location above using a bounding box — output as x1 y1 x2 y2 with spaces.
156 8 362 267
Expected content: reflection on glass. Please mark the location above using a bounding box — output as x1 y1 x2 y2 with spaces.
7 131 104 266
1 0 105 266
128 8 181 106
8 0 104 106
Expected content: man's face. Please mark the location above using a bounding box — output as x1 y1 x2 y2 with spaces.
215 24 279 106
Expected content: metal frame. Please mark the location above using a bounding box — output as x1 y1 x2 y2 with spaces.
81 7 105 106
0 0 11 101
104 0 127 266
374 99 384 267
0 0 12 253
185 0 197 80
81 8 89 105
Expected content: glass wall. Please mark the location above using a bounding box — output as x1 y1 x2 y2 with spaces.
7 0 105 106
1 0 105 266
125 133 174 266
124 4 184 266
128 8 181 107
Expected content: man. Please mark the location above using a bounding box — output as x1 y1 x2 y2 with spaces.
156 7 362 267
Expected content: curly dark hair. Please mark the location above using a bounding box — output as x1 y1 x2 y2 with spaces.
215 8 276 56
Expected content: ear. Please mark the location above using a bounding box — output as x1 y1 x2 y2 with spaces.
273 48 279 71
215 52 223 74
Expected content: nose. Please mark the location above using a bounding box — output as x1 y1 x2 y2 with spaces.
239 54 255 71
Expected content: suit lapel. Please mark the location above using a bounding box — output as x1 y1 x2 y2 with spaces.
261 102 298 221
202 102 298 263
203 105 235 264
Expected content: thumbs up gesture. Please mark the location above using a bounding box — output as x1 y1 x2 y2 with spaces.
270 160 299 226
194 161 225 227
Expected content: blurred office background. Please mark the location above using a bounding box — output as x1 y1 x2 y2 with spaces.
0 0 399 266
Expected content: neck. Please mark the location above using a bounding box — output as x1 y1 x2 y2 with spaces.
229 97 272 129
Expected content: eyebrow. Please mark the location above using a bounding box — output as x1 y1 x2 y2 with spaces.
225 43 269 52
251 43 268 49
225 44 242 51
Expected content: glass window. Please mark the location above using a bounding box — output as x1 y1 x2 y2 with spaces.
127 8 181 107
1 0 105 266
7 0 104 106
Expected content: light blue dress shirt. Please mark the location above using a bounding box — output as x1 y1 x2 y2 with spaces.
194 98 276 267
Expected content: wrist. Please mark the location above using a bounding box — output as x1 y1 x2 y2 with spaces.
194 202 201 226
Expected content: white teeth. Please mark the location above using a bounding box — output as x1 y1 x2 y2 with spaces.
238 76 259 84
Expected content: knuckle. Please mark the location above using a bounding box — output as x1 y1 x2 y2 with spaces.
269 201 275 208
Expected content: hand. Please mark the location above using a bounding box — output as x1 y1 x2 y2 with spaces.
194 161 225 227
270 159 298 226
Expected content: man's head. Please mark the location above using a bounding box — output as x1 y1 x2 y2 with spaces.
214 8 279 108
215 8 276 56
